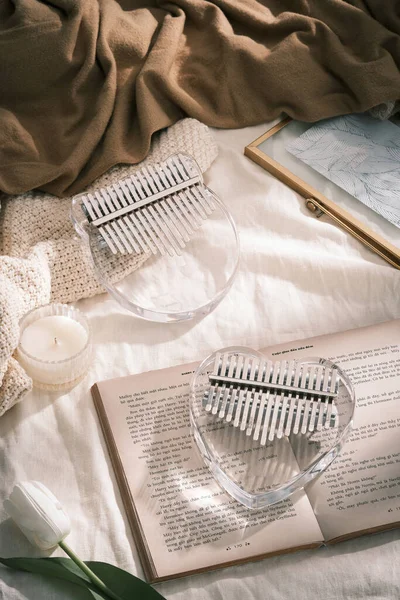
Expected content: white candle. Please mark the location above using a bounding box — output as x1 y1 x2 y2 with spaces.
20 316 88 362
17 304 92 390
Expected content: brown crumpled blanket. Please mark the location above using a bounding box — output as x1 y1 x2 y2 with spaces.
1 0 400 197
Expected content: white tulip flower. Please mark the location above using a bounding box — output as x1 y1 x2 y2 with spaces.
4 481 71 549
4 480 122 600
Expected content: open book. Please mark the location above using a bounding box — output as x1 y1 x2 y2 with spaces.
92 320 400 582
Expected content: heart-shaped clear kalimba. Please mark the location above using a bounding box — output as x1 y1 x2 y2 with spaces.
190 347 355 509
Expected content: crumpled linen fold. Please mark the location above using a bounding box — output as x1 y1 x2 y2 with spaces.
1 0 400 197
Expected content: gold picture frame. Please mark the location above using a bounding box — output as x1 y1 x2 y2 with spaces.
244 117 400 270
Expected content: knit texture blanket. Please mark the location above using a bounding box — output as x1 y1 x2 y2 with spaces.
1 0 400 197
0 118 218 417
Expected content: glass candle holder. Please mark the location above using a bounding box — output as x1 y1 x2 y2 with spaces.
17 304 92 391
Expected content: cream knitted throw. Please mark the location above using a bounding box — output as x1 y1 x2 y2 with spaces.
0 119 218 416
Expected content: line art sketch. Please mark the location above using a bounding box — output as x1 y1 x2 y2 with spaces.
286 115 400 229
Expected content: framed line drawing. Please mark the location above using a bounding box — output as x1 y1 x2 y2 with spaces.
244 116 400 270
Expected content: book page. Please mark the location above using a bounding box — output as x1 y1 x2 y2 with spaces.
264 319 400 542
94 363 323 581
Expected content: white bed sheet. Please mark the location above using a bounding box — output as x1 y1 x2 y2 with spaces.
1 123 400 600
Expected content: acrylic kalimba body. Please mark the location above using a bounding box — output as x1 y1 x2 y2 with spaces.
71 154 240 322
190 347 355 509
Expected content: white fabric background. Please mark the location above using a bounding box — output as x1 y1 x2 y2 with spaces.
1 123 400 599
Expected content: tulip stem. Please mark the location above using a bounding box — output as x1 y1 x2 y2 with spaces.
58 540 122 600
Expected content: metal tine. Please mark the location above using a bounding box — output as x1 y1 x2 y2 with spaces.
94 190 109 218
110 180 127 206
276 360 295 439
107 187 124 212
81 195 98 222
301 365 315 434
253 360 273 441
191 185 213 215
313 366 324 431
187 188 208 220
178 191 203 228
206 352 222 411
124 177 141 204
109 220 133 253
147 204 181 255
150 186 186 248
87 193 103 219
160 161 177 188
172 193 198 233
226 355 244 423
136 170 153 197
293 365 307 435
297 365 311 435
253 390 273 446
320 368 332 430
118 181 133 206
325 369 337 428
166 196 193 238
113 183 131 209
127 212 157 254
177 154 193 178
148 167 187 245
104 223 126 254
147 165 164 192
153 163 171 190
166 157 184 184
84 194 117 255
142 166 159 194
106 216 132 253
284 362 303 437
103 190 128 251
108 184 137 253
99 226 118 254
233 356 251 427
160 199 190 243
117 218 141 254
120 215 149 253
95 189 133 254
246 359 266 436
268 361 288 441
211 353 229 415
102 212 134 254
158 203 187 248
130 173 147 200
218 355 238 419
99 189 117 214
172 155 190 181
136 210 167 256
115 187 148 251
309 366 322 432
174 193 200 232
240 358 259 431
331 367 339 396
141 207 174 257
260 361 280 445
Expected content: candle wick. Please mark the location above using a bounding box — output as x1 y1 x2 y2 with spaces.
54 337 58 345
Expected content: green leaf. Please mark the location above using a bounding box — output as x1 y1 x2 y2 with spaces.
0 557 166 600
0 557 104 599
83 561 166 600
